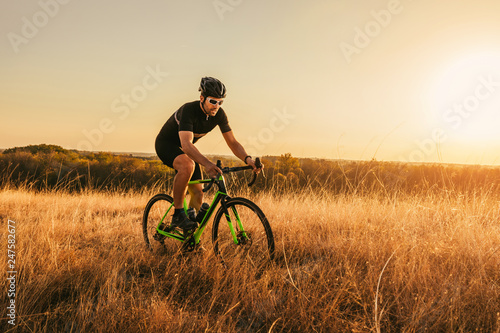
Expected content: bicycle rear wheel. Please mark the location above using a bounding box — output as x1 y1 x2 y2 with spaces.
142 193 182 253
212 197 274 268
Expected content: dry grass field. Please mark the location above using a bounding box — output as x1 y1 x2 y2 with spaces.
1 184 499 332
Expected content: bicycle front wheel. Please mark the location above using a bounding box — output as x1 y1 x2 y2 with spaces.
212 197 275 268
142 193 179 253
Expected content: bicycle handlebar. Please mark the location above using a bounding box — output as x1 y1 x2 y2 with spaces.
202 157 262 192
246 157 262 186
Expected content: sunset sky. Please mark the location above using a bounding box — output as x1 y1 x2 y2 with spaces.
2 0 500 165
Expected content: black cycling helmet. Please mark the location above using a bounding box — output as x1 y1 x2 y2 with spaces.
199 77 226 98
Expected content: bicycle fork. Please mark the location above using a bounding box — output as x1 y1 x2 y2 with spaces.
221 199 249 245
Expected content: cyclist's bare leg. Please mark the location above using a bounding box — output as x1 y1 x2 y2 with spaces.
172 154 195 209
188 183 203 211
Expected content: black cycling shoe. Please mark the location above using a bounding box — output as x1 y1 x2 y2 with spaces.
171 211 198 231
186 207 197 222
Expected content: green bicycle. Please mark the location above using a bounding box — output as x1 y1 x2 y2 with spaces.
142 158 275 267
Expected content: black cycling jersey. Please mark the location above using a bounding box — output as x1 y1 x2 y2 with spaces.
156 100 231 147
155 100 232 178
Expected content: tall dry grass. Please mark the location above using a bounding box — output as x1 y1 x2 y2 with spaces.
1 184 499 332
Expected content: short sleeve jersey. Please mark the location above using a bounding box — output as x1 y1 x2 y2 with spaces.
156 100 231 146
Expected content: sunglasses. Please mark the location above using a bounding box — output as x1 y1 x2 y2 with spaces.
207 97 223 106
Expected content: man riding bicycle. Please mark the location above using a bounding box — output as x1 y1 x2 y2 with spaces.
155 77 262 232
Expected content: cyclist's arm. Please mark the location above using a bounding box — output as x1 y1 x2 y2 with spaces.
222 131 262 172
179 131 221 177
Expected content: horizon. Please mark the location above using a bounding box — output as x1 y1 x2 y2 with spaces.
3 142 500 169
2 1 500 166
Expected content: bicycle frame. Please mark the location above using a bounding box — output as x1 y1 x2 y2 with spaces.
155 173 238 246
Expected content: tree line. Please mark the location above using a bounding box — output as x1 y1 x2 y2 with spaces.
1 144 499 197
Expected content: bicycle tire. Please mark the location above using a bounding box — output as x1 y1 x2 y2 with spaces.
212 197 275 268
142 193 180 253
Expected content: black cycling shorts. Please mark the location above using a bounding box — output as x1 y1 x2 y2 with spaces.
155 139 202 181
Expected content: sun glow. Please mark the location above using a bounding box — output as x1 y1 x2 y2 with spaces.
427 51 500 146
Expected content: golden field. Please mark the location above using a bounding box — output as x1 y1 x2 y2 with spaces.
1 183 499 332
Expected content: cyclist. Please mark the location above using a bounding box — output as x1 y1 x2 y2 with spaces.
155 77 262 232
